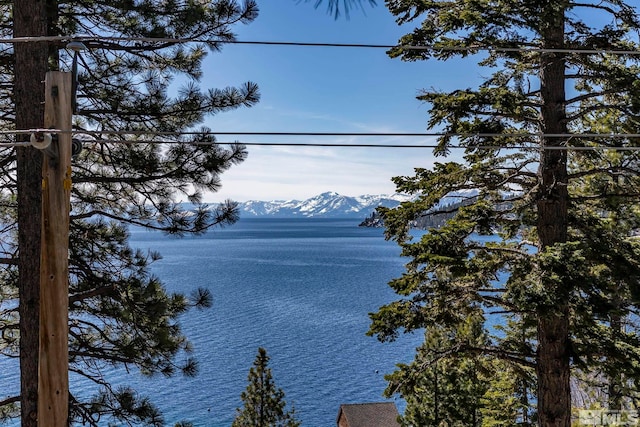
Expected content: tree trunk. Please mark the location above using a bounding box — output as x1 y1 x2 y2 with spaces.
536 3 571 427
536 308 570 427
13 0 48 425
608 297 622 410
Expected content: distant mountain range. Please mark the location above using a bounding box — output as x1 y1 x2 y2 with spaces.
234 191 412 218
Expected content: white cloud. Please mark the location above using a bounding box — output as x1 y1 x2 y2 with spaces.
208 144 437 202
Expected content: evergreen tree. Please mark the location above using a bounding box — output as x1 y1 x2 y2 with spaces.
232 347 300 427
1 0 259 425
385 315 533 426
365 1 640 426
386 315 489 426
566 103 640 410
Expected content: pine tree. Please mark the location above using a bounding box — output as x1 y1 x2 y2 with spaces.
385 316 488 426
1 0 260 425
384 314 533 426
566 103 640 410
365 2 640 426
303 0 376 19
232 347 300 427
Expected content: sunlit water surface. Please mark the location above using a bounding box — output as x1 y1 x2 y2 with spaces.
2 218 424 426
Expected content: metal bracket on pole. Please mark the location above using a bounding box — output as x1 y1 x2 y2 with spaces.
30 131 58 160
67 41 87 114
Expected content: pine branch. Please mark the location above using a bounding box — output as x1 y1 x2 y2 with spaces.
0 396 19 407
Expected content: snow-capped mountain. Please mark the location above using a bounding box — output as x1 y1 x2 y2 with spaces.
236 191 411 218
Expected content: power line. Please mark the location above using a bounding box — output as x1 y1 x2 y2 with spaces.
4 128 640 139
88 140 640 151
0 142 32 147
75 131 640 138
4 137 637 151
3 129 640 150
2 35 640 56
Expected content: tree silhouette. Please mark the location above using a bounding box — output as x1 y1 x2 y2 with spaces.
233 348 300 427
366 1 640 425
3 0 259 424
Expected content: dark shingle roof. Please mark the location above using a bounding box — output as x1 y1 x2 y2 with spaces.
337 402 400 427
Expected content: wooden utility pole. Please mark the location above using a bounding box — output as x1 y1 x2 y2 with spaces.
38 71 72 427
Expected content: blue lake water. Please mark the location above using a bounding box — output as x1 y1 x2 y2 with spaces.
1 218 423 426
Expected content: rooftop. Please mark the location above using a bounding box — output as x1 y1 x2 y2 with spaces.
336 402 400 427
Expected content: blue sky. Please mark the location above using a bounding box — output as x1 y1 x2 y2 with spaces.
202 1 478 202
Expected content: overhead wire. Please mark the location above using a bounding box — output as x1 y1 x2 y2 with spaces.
3 135 640 151
1 129 640 150
0 36 638 151
1 35 640 56
3 129 640 139
80 140 640 151
5 139 640 151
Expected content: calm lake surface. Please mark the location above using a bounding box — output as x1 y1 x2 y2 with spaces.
2 218 424 426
